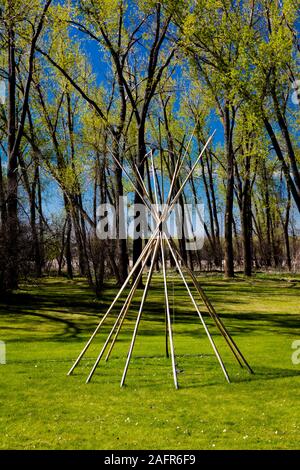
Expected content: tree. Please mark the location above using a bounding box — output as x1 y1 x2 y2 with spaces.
0 0 52 290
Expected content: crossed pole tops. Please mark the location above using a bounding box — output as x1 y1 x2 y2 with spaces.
110 130 216 239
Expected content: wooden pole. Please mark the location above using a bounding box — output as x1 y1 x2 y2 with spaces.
164 233 230 383
168 237 253 374
85 238 156 383
160 233 178 389
110 150 159 222
120 237 160 387
166 132 215 214
150 151 169 359
104 239 154 362
67 227 159 375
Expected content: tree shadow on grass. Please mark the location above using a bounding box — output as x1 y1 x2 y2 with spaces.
236 365 300 382
126 292 300 338
170 364 300 390
0 278 299 343
0 289 103 339
84 364 300 390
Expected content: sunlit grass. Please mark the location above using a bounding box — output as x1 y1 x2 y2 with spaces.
0 273 299 449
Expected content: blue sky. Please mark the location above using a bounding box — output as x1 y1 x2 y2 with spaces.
40 21 300 232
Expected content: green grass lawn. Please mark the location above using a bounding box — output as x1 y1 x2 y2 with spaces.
0 273 300 450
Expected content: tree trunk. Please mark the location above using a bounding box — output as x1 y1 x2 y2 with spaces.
114 164 128 285
241 156 252 276
283 188 291 271
262 162 272 267
263 115 300 212
65 216 73 279
199 153 222 267
6 22 18 289
30 166 42 277
37 166 45 271
224 104 235 278
0 155 7 229
271 88 300 196
206 153 222 266
58 218 67 276
63 196 73 279
132 124 146 287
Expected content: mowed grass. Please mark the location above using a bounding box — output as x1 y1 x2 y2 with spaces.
0 272 300 450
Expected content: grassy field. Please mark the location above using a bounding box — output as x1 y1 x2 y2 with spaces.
0 273 300 450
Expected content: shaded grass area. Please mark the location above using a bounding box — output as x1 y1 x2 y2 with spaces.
0 273 300 449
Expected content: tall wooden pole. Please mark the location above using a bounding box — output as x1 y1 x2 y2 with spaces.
120 237 160 387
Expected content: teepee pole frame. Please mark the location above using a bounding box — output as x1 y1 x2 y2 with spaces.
67 131 253 387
